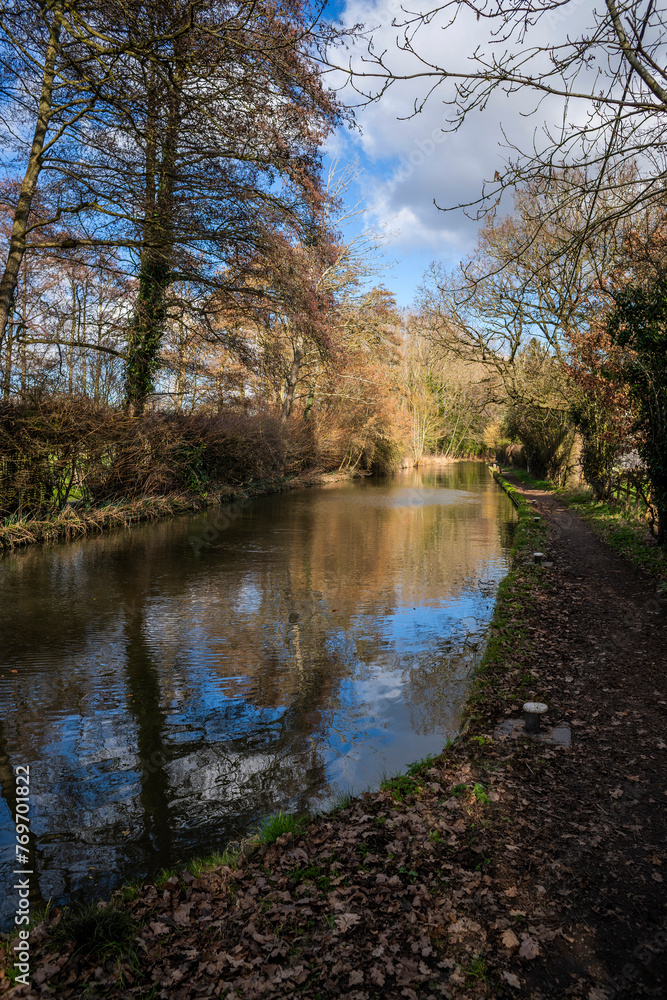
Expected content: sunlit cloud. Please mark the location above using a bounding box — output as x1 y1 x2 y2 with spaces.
325 0 601 300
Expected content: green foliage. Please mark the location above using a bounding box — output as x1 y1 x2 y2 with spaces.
52 903 136 958
571 393 621 501
124 258 170 412
368 434 405 476
406 753 439 776
607 276 667 543
255 811 306 845
505 402 575 485
470 735 492 746
380 773 419 802
472 782 490 804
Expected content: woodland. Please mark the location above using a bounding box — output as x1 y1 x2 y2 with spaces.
0 0 666 545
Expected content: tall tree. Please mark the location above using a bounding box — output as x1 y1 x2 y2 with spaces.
63 0 345 410
606 226 667 541
0 1 346 409
0 0 188 358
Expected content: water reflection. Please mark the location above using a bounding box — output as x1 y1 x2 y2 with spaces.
0 463 515 926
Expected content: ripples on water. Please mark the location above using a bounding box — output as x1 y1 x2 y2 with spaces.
0 462 515 925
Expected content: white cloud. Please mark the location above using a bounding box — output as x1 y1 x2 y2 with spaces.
330 0 601 262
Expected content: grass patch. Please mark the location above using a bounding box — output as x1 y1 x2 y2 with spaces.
155 867 177 887
188 847 241 877
380 772 419 802
290 862 334 893
464 954 489 983
406 752 440 777
255 811 307 845
327 789 353 814
115 877 145 903
460 469 550 728
504 468 552 491
503 468 667 583
52 902 137 959
490 467 548 560
565 494 667 582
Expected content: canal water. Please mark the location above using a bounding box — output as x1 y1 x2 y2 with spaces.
0 462 515 927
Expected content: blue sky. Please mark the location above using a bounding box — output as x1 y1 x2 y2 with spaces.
320 0 505 307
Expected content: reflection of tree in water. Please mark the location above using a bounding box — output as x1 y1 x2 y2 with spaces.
402 644 481 736
119 582 337 870
499 517 518 550
123 600 173 860
0 463 517 923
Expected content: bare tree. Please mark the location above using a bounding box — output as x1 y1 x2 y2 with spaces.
0 0 197 356
333 0 667 263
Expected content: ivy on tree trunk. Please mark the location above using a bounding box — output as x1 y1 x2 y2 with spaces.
124 255 171 412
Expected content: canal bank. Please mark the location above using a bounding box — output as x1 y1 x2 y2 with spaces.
0 469 353 553
2 470 666 999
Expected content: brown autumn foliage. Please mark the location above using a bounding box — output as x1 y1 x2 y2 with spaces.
0 396 320 520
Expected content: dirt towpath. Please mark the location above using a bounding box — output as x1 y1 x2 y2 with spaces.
496 473 667 998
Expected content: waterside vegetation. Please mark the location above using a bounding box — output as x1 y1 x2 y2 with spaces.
507 468 667 586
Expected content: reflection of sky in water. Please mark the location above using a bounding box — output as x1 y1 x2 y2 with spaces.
321 487 478 510
0 463 515 927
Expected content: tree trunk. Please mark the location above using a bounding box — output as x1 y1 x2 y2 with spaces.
3 312 12 397
124 72 180 413
281 341 304 419
0 5 63 352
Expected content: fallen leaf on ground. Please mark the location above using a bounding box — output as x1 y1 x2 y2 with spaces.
519 935 540 960
502 929 520 950
334 912 361 933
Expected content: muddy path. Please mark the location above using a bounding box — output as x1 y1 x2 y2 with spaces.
500 473 667 998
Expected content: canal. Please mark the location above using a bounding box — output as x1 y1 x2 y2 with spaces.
0 462 515 927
